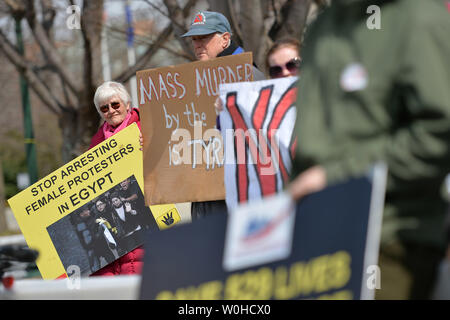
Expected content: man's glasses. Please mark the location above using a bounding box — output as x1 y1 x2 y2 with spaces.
100 101 121 113
268 57 301 78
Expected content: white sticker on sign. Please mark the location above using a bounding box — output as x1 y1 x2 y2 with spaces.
223 192 296 272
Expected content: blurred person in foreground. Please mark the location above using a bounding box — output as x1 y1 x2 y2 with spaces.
180 11 265 220
288 0 450 299
89 81 145 276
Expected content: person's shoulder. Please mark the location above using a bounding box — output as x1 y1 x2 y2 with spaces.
89 125 105 149
129 108 142 129
131 181 140 190
252 66 266 81
130 107 140 120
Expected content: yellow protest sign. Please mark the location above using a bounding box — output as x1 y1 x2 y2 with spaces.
7 124 181 279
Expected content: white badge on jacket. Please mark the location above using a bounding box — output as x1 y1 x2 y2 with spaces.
340 63 368 92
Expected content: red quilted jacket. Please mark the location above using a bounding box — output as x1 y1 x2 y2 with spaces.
89 108 145 276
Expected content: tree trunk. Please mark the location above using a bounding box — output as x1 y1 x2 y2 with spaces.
163 0 196 60
239 0 267 70
270 0 313 42
208 0 243 45
59 108 79 163
74 0 104 159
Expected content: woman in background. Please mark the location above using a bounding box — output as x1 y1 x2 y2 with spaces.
265 37 301 79
214 37 301 115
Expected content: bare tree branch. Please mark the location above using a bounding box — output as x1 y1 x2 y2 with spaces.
40 0 56 38
4 0 25 13
270 0 313 41
159 42 195 61
0 28 62 114
207 0 230 19
144 0 170 23
38 0 77 109
207 0 238 41
80 0 103 89
239 0 266 68
226 0 243 45
113 25 172 84
23 0 80 96
162 0 196 60
114 0 198 84
76 0 103 150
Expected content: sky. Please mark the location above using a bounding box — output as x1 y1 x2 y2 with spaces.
0 0 168 42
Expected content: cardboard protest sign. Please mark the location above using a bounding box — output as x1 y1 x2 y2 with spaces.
136 53 253 205
219 77 298 211
7 124 183 279
139 165 387 300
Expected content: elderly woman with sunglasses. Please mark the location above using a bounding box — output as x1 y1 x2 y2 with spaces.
89 81 141 149
89 81 145 276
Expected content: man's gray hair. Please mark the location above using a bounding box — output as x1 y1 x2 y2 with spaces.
221 32 231 48
94 81 131 114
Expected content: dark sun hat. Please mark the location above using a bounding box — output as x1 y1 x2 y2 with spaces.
181 11 232 37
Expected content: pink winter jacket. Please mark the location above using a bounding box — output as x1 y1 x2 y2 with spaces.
89 108 145 276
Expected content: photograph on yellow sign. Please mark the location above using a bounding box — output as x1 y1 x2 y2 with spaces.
47 175 159 277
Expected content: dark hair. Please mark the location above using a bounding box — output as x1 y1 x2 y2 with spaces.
265 37 301 71
110 191 120 200
95 195 108 205
94 195 111 214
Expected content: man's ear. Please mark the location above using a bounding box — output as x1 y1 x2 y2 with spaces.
222 32 231 48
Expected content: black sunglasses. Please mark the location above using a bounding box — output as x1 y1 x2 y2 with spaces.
100 101 121 113
269 57 301 78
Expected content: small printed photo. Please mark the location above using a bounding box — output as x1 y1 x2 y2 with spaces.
47 175 159 277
